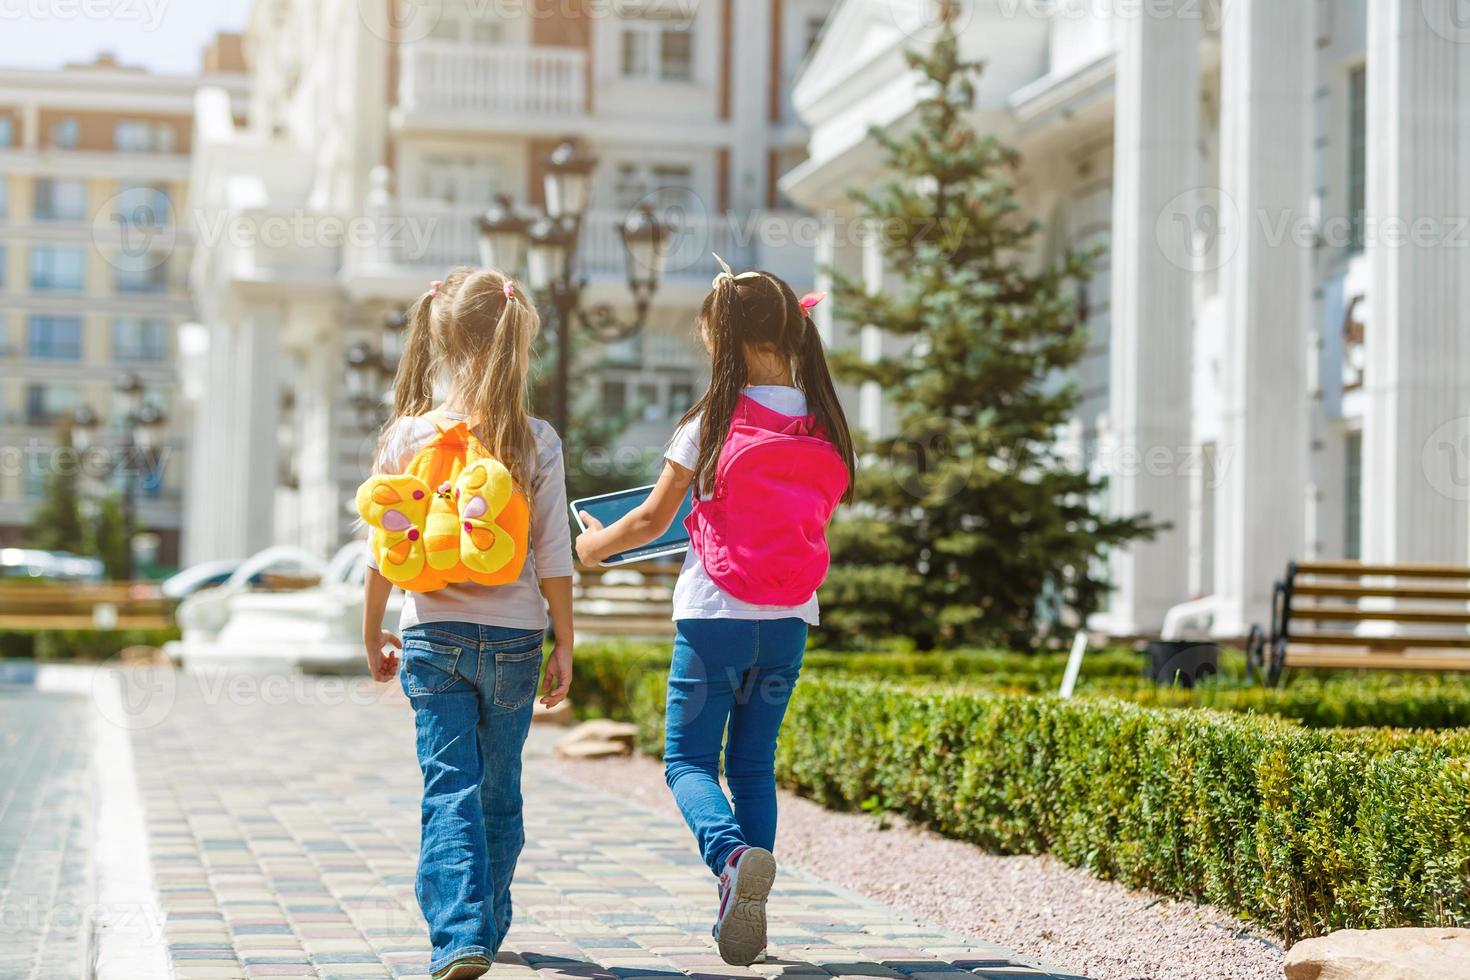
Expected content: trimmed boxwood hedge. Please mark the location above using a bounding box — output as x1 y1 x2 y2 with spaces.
625 671 1470 940
0 628 180 662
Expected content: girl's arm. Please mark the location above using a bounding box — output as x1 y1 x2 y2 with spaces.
361 567 401 682
539 575 573 708
575 460 694 566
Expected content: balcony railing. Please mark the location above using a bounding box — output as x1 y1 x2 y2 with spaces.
399 41 587 118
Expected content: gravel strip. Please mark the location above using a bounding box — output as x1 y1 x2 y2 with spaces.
552 749 1285 980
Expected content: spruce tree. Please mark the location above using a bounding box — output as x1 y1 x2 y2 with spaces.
819 4 1157 650
29 424 87 556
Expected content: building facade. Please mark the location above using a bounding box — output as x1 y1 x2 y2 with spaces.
0 44 247 567
184 0 836 566
785 0 1470 636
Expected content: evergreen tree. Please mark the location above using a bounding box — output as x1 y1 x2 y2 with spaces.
89 495 134 581
819 4 1158 650
28 424 87 555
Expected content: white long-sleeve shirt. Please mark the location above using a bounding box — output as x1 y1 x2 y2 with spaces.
368 412 572 632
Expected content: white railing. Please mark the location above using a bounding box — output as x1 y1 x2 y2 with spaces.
359 204 817 289
400 41 587 118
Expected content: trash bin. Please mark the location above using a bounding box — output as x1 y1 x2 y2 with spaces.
1146 640 1220 688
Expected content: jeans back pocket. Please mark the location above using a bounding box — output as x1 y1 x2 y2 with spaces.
402 639 464 697
492 647 543 709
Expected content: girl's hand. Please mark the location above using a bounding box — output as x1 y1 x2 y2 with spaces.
575 512 605 566
540 642 573 708
365 631 402 683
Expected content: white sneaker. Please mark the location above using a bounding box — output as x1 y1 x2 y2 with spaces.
712 846 776 966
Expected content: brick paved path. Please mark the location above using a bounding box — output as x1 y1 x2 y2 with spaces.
121 671 1082 980
0 684 93 979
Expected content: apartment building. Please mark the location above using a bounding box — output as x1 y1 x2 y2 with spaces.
786 0 1470 636
184 0 836 565
0 41 248 566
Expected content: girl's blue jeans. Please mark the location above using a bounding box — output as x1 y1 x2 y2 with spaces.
663 617 807 877
399 622 544 975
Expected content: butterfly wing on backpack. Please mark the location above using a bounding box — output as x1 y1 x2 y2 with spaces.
357 418 531 593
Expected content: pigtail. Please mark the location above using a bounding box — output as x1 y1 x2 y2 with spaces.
795 311 856 503
676 276 748 496
457 271 539 493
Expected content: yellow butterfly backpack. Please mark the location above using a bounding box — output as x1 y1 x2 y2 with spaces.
356 414 531 592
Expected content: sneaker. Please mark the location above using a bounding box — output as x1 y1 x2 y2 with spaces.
431 954 491 980
712 845 776 966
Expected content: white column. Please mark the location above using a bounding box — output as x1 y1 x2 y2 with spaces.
729 0 773 212
1212 0 1315 635
1098 2 1200 635
1361 2 1470 565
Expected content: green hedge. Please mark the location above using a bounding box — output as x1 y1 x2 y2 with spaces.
573 641 1470 730
0 628 180 662
627 671 1470 940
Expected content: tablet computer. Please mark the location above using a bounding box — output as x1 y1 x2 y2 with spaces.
571 485 694 566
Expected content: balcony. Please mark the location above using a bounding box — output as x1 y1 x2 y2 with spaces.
348 205 815 299
397 42 587 129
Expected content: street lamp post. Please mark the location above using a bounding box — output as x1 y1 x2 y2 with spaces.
71 372 167 580
344 312 410 430
478 138 671 437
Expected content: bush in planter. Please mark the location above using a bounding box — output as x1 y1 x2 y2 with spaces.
624 672 1470 938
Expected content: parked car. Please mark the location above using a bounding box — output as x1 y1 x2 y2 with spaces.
0 548 105 582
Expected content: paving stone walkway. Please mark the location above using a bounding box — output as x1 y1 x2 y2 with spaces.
121 671 1082 980
0 683 93 979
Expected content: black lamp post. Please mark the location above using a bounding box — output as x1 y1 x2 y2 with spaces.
344 312 410 430
70 372 167 580
477 138 671 437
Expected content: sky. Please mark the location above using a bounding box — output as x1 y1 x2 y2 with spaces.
0 0 256 75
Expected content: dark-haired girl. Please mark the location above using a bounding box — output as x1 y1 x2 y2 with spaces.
575 258 854 966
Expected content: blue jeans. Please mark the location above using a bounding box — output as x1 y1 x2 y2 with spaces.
663 618 807 877
399 622 544 974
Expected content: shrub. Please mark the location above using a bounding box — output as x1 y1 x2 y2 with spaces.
627 672 1470 939
0 628 180 662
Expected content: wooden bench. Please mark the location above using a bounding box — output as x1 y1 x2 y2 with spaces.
1251 560 1470 684
572 561 682 640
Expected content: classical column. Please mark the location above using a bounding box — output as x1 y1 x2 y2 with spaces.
1360 2 1470 565
1098 2 1200 635
1212 0 1315 635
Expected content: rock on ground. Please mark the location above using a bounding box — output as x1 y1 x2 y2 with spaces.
1284 928 1470 980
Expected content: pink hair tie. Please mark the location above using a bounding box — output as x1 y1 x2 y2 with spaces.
428 280 442 297
799 292 827 316
503 281 516 301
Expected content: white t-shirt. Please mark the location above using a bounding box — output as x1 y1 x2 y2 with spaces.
665 385 820 626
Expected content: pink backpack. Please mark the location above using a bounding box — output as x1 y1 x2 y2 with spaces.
685 394 850 605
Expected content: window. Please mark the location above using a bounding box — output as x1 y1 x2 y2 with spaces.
27 316 83 361
1344 430 1362 560
34 179 88 221
30 246 86 292
1347 65 1366 253
668 381 694 418
636 382 661 422
25 383 81 427
50 117 79 149
0 117 12 147
114 120 176 153
112 183 171 226
611 161 694 210
620 17 693 82
602 378 627 414
113 251 168 293
428 12 505 43
113 318 169 362
415 156 502 205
